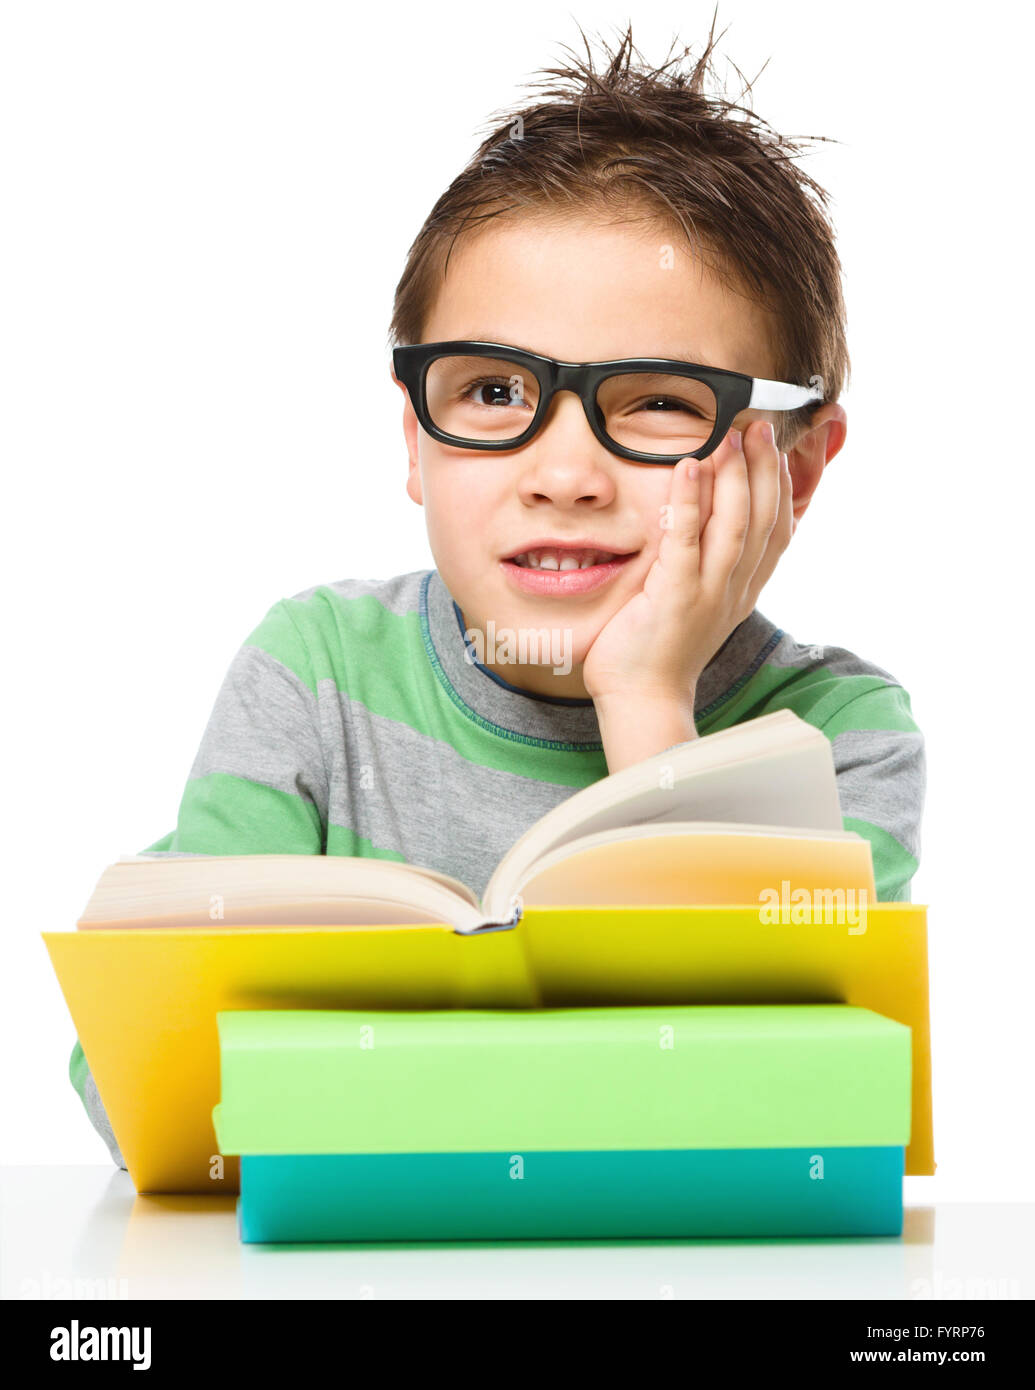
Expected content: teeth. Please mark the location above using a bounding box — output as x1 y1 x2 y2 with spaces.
510 548 620 570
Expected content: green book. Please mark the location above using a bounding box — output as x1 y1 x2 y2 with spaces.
213 1005 911 1155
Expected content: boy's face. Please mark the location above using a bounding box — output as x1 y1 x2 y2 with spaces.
396 214 794 698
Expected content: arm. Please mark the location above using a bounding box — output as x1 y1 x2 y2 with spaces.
594 691 698 773
587 422 789 773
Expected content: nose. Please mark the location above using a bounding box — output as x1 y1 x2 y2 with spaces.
515 389 617 508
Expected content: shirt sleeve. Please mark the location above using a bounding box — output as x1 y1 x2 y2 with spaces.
69 1038 128 1169
818 683 926 902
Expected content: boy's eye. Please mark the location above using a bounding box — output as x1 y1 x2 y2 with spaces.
598 375 717 427
600 376 717 453
634 395 706 417
462 377 527 407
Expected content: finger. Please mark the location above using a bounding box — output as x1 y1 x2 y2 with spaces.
696 450 714 529
655 455 704 580
744 450 794 600
661 455 703 554
699 427 751 586
728 419 782 592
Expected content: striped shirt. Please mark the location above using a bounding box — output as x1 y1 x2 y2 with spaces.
71 566 926 1167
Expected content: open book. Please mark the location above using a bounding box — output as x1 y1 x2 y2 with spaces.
78 710 873 935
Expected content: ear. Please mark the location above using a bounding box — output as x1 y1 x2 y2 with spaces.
392 366 423 506
785 403 847 530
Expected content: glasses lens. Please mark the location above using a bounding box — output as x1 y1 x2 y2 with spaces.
425 355 541 443
597 372 718 457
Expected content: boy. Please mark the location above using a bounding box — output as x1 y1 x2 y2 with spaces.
70 29 925 1169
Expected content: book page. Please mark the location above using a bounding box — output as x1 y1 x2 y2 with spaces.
80 855 483 932
515 822 874 907
482 713 843 920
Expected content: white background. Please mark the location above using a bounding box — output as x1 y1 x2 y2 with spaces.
2 0 1032 1199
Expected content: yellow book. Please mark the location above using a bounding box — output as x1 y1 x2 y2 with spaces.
44 903 932 1193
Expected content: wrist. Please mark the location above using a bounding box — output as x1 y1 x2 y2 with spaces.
592 685 697 723
593 688 699 774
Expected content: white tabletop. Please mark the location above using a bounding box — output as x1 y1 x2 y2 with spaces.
3 1166 1032 1300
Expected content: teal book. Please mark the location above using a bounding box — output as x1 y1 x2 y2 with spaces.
237 1147 906 1242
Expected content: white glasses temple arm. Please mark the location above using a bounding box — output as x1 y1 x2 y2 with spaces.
747 377 825 411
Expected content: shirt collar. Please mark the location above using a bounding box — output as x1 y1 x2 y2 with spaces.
421 567 783 747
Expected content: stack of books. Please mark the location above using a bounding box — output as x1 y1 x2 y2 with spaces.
45 710 933 1239
213 1005 911 1241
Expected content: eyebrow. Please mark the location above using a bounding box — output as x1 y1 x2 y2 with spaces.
454 334 719 369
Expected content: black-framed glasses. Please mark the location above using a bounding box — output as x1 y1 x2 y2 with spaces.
392 340 824 464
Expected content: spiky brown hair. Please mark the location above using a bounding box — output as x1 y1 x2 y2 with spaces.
389 18 849 447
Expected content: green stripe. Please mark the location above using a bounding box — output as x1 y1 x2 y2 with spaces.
249 588 607 787
69 1037 89 1105
325 824 409 862
844 815 918 902
819 684 919 739
243 599 320 694
164 774 324 855
143 778 436 864
700 663 917 738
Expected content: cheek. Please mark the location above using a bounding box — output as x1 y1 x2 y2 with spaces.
419 458 497 544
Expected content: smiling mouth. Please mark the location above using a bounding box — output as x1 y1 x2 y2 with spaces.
503 547 637 570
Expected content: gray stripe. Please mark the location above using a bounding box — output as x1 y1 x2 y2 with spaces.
82 1066 128 1170
767 633 906 686
327 687 597 897
695 608 784 716
187 645 329 814
830 728 925 861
